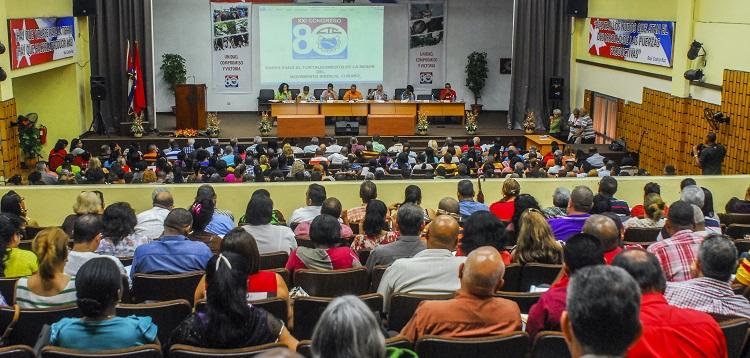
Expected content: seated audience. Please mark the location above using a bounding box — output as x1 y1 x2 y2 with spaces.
285 215 360 275
98 202 150 257
647 201 704 282
593 176 630 216
665 234 750 319
311 296 385 358
346 181 378 224
511 209 563 265
16 228 77 308
294 197 354 239
725 185 750 213
242 192 297 254
62 191 104 236
365 204 426 271
547 186 593 241
401 247 521 342
1 190 37 227
167 252 298 351
194 185 234 237
131 209 212 277
459 211 509 263
65 214 127 278
50 258 157 350
0 213 38 277
680 185 720 233
624 193 666 229
288 184 327 227
542 187 570 219
583 214 623 264
378 215 463 313
489 178 520 222
188 198 223 253
630 182 668 219
134 188 173 240
612 249 727 358
526 233 604 339
351 200 398 252
561 265 641 358
457 179 488 220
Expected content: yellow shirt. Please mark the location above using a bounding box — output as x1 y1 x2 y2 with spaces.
343 90 363 101
4 248 38 277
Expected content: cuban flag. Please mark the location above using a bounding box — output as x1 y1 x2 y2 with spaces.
9 17 76 70
127 41 146 117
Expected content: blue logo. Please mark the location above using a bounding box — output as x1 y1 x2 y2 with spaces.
292 18 348 60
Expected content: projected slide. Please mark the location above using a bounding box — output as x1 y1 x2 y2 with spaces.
259 5 384 85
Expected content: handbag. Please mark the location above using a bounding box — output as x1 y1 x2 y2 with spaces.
0 304 20 346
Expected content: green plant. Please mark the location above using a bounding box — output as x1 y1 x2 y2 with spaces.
17 114 42 160
160 53 187 96
465 51 489 105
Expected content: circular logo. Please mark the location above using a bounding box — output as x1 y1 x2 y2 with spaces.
313 24 348 56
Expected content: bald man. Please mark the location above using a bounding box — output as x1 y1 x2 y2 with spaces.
432 197 462 223
135 188 174 240
583 214 622 264
400 247 521 342
377 215 464 314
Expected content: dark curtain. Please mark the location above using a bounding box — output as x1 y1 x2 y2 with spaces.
508 0 571 130
89 0 153 135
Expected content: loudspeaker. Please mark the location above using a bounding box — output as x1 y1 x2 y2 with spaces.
568 0 588 18
549 77 564 101
335 121 359 136
91 76 107 101
73 0 97 16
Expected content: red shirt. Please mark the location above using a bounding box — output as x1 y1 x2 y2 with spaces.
603 247 623 264
439 88 456 101
525 280 567 340
489 201 515 222
248 271 277 296
627 292 727 358
630 204 669 219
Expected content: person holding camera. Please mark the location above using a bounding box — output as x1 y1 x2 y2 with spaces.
693 133 726 175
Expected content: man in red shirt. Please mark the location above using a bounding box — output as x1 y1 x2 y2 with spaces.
438 83 456 101
612 249 727 358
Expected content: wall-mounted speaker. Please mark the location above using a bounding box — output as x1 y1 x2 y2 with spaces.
73 0 97 17
549 77 564 101
568 0 588 18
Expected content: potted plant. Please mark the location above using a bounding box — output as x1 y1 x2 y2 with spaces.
17 113 42 166
523 110 537 134
416 111 429 135
206 113 221 137
160 53 187 114
465 111 478 135
465 51 488 114
131 115 145 137
258 111 272 136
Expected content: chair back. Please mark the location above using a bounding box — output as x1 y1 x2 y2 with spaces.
131 271 205 305
313 89 325 99
260 251 289 270
338 88 347 99
0 278 18 305
296 336 411 358
431 88 442 99
623 227 661 243
118 257 134 267
719 213 750 226
295 236 315 249
116 299 192 344
0 305 80 346
394 88 406 99
357 250 371 265
500 263 521 292
719 318 750 358
258 89 274 101
17 240 32 252
417 94 431 100
519 264 562 292
370 265 388 292
734 239 750 257
531 331 571 358
295 341 312 358
169 343 286 358
0 345 34 358
196 296 287 323
24 227 44 241
40 344 162 358
415 332 529 358
291 89 301 99
494 291 542 314
293 267 369 297
388 293 454 332
293 293 382 340
726 224 750 240
269 268 290 288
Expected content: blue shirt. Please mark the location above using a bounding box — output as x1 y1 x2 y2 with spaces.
548 214 591 241
204 212 235 237
459 200 489 220
131 235 212 278
220 154 235 167
51 316 157 351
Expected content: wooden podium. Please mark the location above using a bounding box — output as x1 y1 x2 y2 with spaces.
175 84 207 129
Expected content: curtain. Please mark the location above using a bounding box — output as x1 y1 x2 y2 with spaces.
508 0 571 130
89 0 153 135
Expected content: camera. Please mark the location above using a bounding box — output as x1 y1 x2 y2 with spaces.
689 143 705 156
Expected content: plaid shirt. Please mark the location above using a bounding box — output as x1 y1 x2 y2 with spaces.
182 145 195 155
665 277 750 319
647 230 704 282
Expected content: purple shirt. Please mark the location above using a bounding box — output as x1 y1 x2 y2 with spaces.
547 214 590 241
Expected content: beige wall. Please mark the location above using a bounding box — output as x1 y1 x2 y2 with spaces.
3 176 749 227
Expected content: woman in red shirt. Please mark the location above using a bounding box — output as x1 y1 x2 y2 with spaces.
286 215 360 275
489 178 521 222
48 139 69 171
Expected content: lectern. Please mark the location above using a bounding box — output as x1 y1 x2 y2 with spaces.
175 84 207 129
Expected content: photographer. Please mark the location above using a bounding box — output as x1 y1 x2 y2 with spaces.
692 133 726 175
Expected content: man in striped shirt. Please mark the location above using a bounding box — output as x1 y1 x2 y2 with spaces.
647 201 705 282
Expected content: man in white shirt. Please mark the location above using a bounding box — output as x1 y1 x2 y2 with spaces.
325 137 342 154
387 136 404 153
134 188 174 240
378 215 465 313
304 138 320 154
288 184 327 227
328 147 348 165
65 215 128 280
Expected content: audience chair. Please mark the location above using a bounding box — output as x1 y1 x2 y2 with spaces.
531 331 571 358
295 236 315 249
257 89 275 112
169 343 286 358
116 299 192 344
293 267 369 297
415 332 530 358
120 275 131 304
623 227 661 243
131 271 204 306
719 318 750 358
719 213 750 226
370 265 388 292
0 278 18 305
17 240 32 252
394 88 406 99
24 227 44 241
40 344 162 358
494 291 542 314
269 268 290 288
500 263 521 292
296 336 411 358
734 239 750 257
357 250 371 266
519 264 562 292
0 305 81 346
117 257 133 267
387 293 454 332
0 345 34 358
195 297 288 323
293 293 382 340
726 224 750 240
260 251 289 270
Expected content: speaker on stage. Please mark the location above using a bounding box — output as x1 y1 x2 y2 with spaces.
91 76 107 101
549 77 564 100
335 120 359 136
568 0 588 18
73 0 97 16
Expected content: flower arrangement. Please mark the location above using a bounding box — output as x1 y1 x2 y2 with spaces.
465 110 478 135
175 128 198 137
206 112 221 137
258 111 272 136
131 114 145 137
416 111 429 135
17 113 42 162
523 111 536 133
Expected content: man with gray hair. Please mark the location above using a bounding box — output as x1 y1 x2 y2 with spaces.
35 161 58 185
303 137 320 154
249 136 263 152
548 185 593 241
543 187 570 218
665 234 750 319
134 188 174 240
182 138 196 155
221 146 235 166
681 185 720 232
366 203 426 271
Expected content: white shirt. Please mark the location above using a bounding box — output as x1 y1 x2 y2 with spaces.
326 144 343 154
242 224 297 254
303 145 319 154
65 251 129 283
387 144 404 153
288 206 323 226
328 153 346 165
134 206 171 240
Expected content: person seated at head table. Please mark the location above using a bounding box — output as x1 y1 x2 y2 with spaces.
401 85 415 101
274 82 292 101
297 85 316 102
321 83 338 101
439 82 457 102
368 84 388 101
343 84 363 101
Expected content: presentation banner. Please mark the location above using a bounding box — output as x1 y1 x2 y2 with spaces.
588 18 674 68
408 1 446 91
211 2 252 93
8 17 76 70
